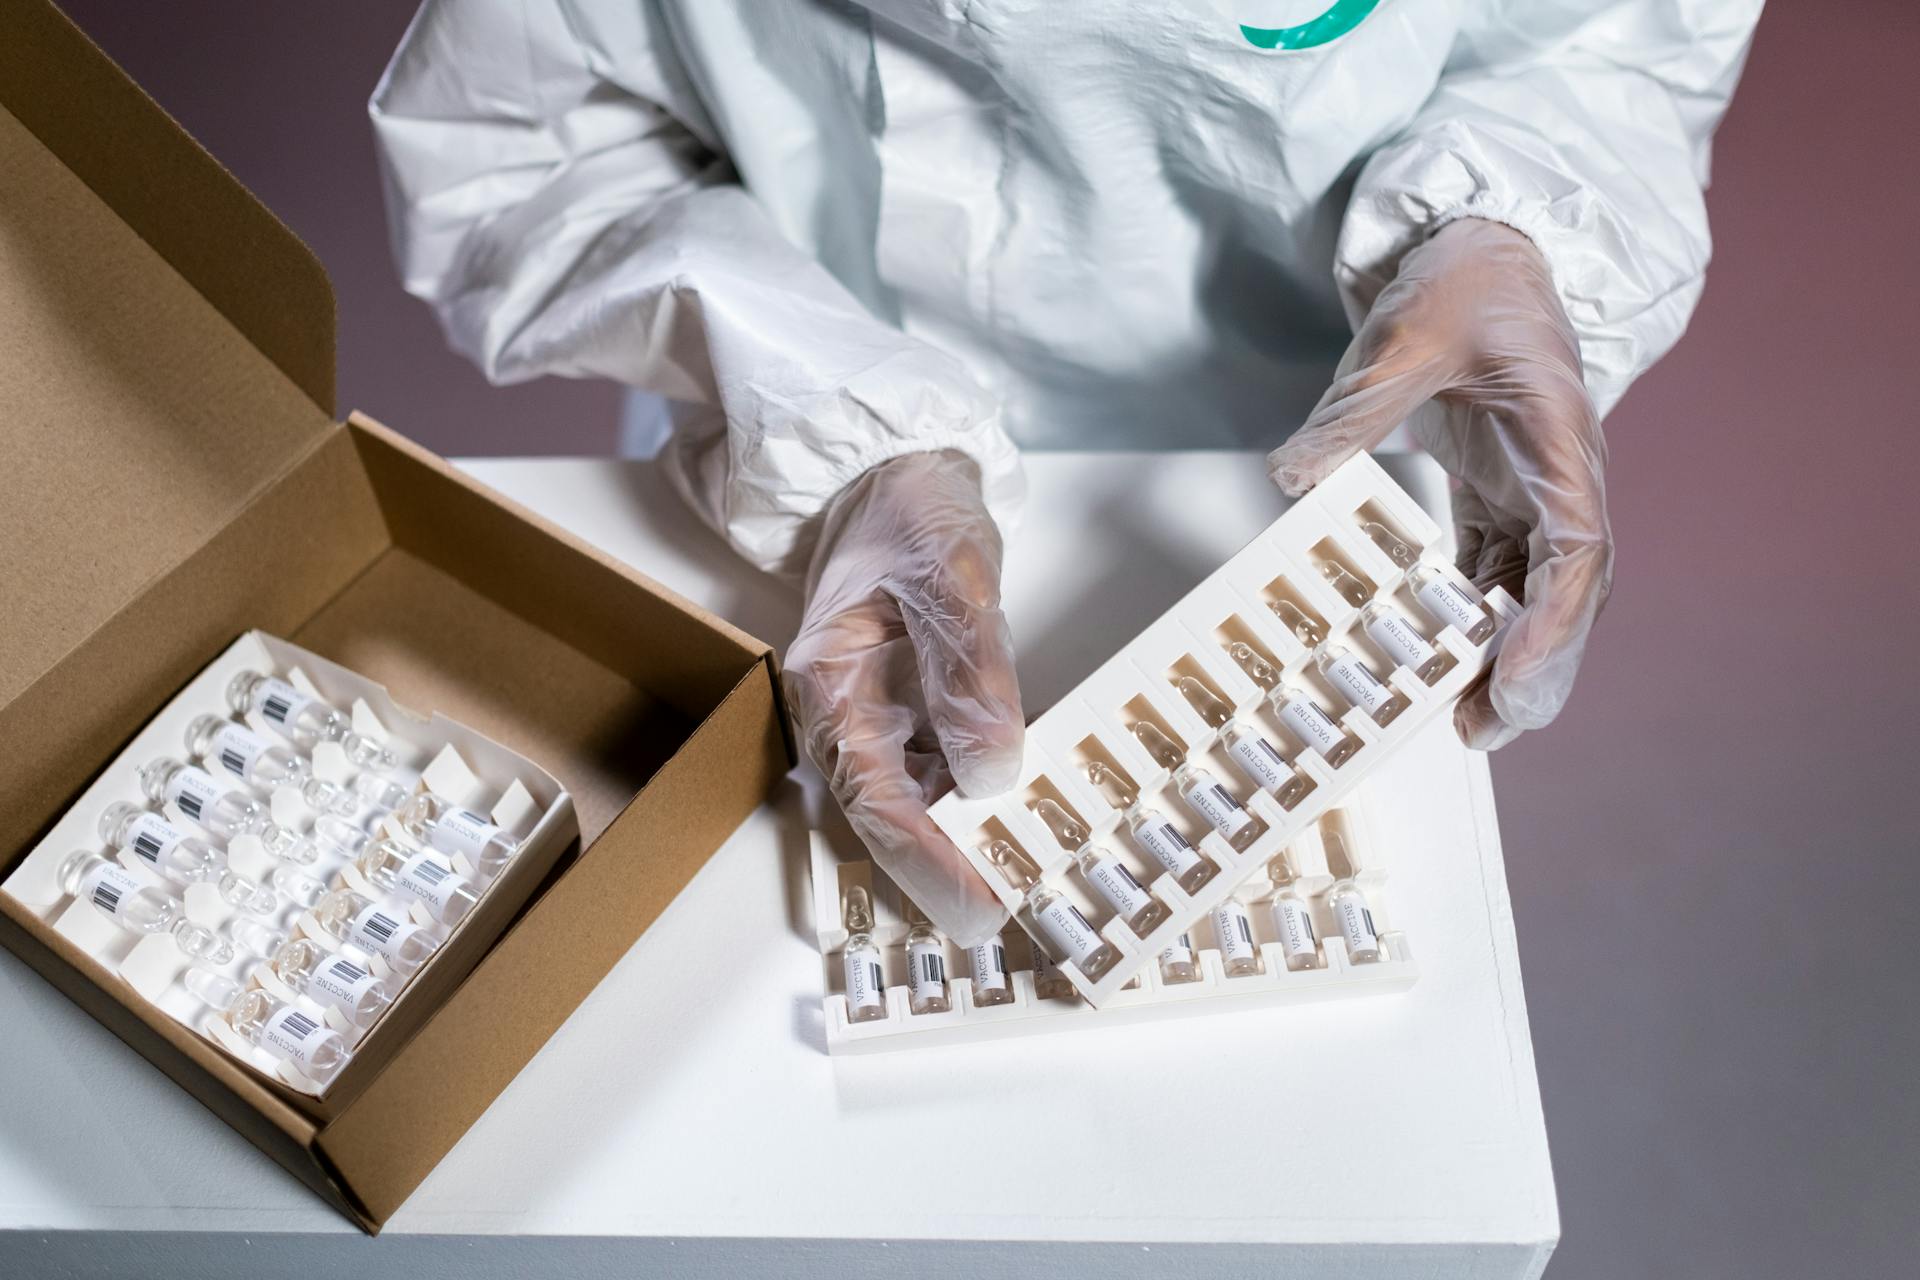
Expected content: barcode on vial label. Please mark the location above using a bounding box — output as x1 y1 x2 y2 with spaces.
992 943 1006 972
219 747 248 777
263 693 294 724
869 962 884 993
919 953 946 986
1116 863 1143 891
1160 824 1190 849
132 831 165 863
1235 913 1253 945
91 881 123 914
362 912 397 944
327 959 368 983
178 791 203 820
1211 785 1241 813
280 1011 319 1041
412 860 450 886
1364 909 1377 937
1258 740 1287 765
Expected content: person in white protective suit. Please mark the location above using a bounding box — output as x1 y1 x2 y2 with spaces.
372 0 1763 945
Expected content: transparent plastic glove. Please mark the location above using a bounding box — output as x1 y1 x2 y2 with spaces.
1269 219 1612 750
784 451 1024 946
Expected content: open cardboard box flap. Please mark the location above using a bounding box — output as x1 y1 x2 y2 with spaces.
0 0 796 1230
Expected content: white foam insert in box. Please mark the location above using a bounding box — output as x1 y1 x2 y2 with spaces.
1 630 570 1096
928 454 1518 1008
814 790 1412 1054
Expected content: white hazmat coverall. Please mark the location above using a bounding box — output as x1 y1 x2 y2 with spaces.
372 0 1761 943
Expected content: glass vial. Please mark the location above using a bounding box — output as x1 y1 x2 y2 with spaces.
183 715 356 817
1173 676 1232 729
353 840 479 925
313 887 439 974
1268 599 1328 648
227 670 397 770
1083 761 1139 811
1360 601 1451 684
270 938 393 1027
978 840 1119 981
1267 853 1320 972
1314 644 1411 726
1318 559 1372 609
1030 942 1078 1002
139 758 314 863
1173 765 1266 852
841 885 888 1023
1220 722 1311 810
227 915 291 961
398 793 521 879
1074 845 1170 936
187 972 348 1087
904 906 951 1016
1265 685 1361 768
98 801 274 913
1408 564 1498 644
1359 520 1418 569
970 937 1013 1007
1129 720 1185 771
1158 932 1200 985
1123 809 1219 893
1211 898 1264 978
57 851 234 963
1321 812 1382 964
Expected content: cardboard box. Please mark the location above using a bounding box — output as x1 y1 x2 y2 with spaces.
0 0 794 1231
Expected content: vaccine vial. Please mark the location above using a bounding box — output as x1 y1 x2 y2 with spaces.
1122 809 1219 893
227 670 397 771
1083 760 1139 811
1211 898 1264 978
57 851 236 963
1030 942 1077 1001
313 887 439 974
185 970 348 1087
1408 564 1498 644
1030 798 1091 852
1158 932 1200 985
350 771 410 814
1268 599 1328 648
1220 722 1311 810
1359 520 1418 569
980 840 1120 983
181 717 357 818
1172 764 1266 852
1314 644 1411 726
1321 813 1382 964
969 936 1014 1007
1129 720 1185 772
904 907 952 1016
352 840 480 925
226 914 291 961
1265 684 1361 767
398 793 521 879
270 938 394 1027
1074 845 1170 936
840 885 888 1023
1267 853 1320 972
269 865 328 909
139 758 315 863
1224 641 1280 692
1360 601 1451 684
1318 559 1372 609
1173 675 1232 729
97 802 275 914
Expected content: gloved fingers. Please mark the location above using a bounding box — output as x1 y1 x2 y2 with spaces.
896 575 1025 798
1268 326 1454 497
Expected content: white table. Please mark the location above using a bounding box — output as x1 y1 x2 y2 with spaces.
0 452 1557 1278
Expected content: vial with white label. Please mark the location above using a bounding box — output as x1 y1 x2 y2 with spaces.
184 970 347 1087
1172 764 1266 852
1321 812 1382 964
180 717 357 818
56 851 234 963
1210 898 1264 978
970 936 1013 1007
227 670 397 771
1359 601 1451 684
1359 520 1418 569
270 938 394 1027
139 758 316 863
1030 941 1077 1002
904 905 951 1016
1122 808 1219 893
1158 932 1200 985
1174 675 1232 729
840 885 888 1023
1266 852 1320 972
1074 845 1170 936
352 840 480 925
978 839 1119 981
1317 558 1372 609
97 802 275 914
1083 760 1139 811
1268 598 1328 648
1314 644 1411 726
312 887 440 975
398 793 521 879
1264 684 1362 767
1219 721 1312 810
1407 563 1498 644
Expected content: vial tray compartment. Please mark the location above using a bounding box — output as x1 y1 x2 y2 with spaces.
815 794 1411 1054
0 630 570 1096
927 453 1517 1008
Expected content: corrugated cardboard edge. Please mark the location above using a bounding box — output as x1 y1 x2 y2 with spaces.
0 0 335 414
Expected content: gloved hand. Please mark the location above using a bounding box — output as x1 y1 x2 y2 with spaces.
784 450 1024 946
1269 218 1613 750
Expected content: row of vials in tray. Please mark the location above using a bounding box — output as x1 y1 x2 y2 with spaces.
838 808 1392 1026
55 670 525 1086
